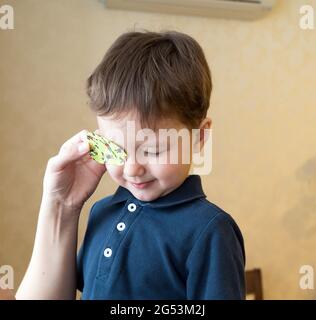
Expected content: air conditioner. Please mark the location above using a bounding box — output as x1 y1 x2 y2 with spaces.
104 0 276 21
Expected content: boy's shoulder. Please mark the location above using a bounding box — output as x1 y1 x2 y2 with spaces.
187 198 245 263
185 197 243 236
92 193 116 209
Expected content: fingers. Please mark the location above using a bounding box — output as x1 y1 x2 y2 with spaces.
49 130 90 172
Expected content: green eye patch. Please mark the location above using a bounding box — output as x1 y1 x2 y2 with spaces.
87 131 127 165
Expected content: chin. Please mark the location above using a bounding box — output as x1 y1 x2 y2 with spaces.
131 190 159 202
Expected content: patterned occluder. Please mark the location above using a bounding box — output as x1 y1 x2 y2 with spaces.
87 131 127 165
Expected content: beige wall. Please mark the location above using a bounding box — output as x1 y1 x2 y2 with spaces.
1 0 316 299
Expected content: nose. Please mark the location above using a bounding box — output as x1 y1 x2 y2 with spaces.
123 156 145 178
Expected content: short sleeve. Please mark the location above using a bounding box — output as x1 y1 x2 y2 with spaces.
186 213 245 300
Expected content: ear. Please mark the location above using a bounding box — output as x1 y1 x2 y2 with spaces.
192 117 212 153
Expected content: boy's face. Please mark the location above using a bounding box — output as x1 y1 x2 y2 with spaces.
97 112 198 202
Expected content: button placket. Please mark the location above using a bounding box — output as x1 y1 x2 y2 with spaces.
96 200 142 279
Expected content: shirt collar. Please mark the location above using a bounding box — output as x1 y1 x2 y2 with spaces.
108 174 206 208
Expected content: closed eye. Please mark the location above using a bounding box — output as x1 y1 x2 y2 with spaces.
143 151 161 156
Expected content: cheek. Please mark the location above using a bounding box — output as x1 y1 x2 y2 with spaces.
106 165 124 182
149 163 189 180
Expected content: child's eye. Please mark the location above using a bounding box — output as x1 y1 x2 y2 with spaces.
144 150 162 156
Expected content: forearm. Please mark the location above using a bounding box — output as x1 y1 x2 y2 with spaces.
15 198 81 300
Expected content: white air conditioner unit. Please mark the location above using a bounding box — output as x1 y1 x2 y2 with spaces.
105 0 276 21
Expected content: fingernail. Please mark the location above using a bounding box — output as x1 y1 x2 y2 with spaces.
78 143 89 153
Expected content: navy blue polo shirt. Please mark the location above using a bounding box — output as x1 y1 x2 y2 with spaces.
77 175 245 300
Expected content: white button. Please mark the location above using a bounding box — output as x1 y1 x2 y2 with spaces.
103 248 112 257
127 203 137 212
117 222 126 231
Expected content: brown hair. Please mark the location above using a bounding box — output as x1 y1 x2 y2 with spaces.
86 30 212 130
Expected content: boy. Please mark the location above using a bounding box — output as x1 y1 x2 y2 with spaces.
16 31 245 300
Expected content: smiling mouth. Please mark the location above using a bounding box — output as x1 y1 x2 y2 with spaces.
130 180 155 189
